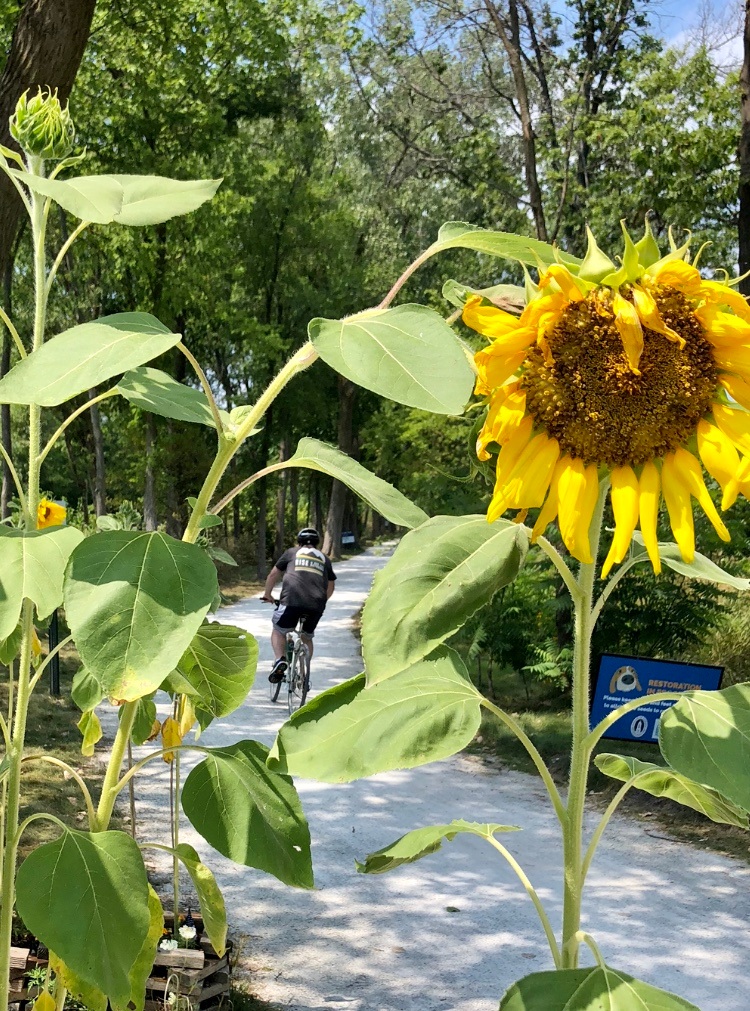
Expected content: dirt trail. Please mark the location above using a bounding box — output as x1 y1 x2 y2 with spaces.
127 546 750 1011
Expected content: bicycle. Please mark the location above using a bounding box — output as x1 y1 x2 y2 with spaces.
264 599 311 714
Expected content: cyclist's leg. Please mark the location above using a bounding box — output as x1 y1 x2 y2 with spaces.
299 610 323 663
269 605 300 681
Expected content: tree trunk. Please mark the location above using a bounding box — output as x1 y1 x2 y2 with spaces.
289 469 298 534
88 388 107 516
484 0 548 241
0 0 98 280
322 378 356 560
274 438 289 558
143 415 157 531
740 0 750 295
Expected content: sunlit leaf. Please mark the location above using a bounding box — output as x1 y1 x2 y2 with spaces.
117 366 228 428
659 684 750 811
442 278 526 309
182 740 313 888
174 844 227 956
12 171 220 225
309 304 474 415
176 621 258 720
268 647 481 783
0 526 83 640
357 820 519 874
278 438 428 529
594 753 748 828
499 966 699 1010
433 222 581 269
0 314 180 406
362 516 528 684
64 531 217 702
16 829 151 1006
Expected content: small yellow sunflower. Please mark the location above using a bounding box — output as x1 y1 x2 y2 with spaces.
464 223 750 576
37 498 66 529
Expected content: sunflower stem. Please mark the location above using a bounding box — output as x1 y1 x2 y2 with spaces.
560 478 608 969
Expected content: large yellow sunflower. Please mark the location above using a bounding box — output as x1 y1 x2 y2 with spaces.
464 224 750 576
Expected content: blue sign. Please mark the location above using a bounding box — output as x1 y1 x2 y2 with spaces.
590 653 723 743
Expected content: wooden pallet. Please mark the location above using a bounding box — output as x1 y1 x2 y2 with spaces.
6 920 232 1010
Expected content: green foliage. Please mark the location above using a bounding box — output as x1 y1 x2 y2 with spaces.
181 740 313 888
173 843 227 957
498 967 700 1010
174 621 258 721
309 304 475 415
362 516 528 684
356 821 519 874
117 367 222 428
64 531 218 701
268 648 482 782
0 526 83 639
15 829 151 1005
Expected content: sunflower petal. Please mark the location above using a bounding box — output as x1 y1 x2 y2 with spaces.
463 295 520 338
531 457 566 542
696 306 750 347
720 374 750 411
557 459 598 564
697 418 741 508
474 347 527 394
612 293 644 373
638 460 662 574
652 259 702 295
701 280 750 322
476 389 527 460
713 403 750 456
661 453 695 563
487 416 533 522
601 465 639 578
502 434 560 509
632 285 685 347
674 447 730 542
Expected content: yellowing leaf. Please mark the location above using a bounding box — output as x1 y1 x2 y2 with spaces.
77 711 103 757
32 992 56 1011
179 696 196 738
161 716 182 763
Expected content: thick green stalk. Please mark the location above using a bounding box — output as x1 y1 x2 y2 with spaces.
96 701 139 831
560 481 608 969
0 162 49 1009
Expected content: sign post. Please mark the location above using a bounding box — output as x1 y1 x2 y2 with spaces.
590 653 723 743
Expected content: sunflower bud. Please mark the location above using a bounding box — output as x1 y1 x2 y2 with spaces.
10 88 75 160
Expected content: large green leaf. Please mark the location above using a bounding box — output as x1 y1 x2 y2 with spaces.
280 438 428 529
631 535 750 590
267 647 482 783
659 684 750 811
117 366 227 428
174 843 227 956
182 740 313 888
362 515 528 685
12 171 220 225
499 967 699 1010
357 820 519 874
16 829 151 1006
594 753 749 828
0 525 83 640
176 621 258 719
309 304 474 415
64 531 218 702
433 222 581 269
442 278 526 310
0 313 180 406
71 668 104 713
128 695 158 745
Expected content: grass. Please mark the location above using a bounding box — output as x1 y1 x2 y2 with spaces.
217 562 264 604
469 667 750 865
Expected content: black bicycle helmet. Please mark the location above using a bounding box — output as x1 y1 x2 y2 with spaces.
297 527 320 546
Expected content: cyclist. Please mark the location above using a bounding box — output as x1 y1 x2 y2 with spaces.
261 527 336 683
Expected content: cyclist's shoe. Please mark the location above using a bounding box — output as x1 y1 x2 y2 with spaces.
268 658 288 684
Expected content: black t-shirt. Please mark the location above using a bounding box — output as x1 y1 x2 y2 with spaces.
275 546 336 612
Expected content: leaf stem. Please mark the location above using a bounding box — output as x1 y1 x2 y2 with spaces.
0 441 26 515
534 534 581 602
177 342 225 435
591 552 647 625
15 810 67 846
581 774 647 884
378 248 436 308
45 220 90 295
96 700 139 830
116 744 207 796
584 692 683 750
0 304 25 359
28 634 74 693
37 389 118 468
485 834 561 967
211 460 287 515
21 754 97 831
480 696 565 824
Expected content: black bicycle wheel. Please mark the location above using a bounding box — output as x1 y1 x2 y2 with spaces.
269 673 283 703
287 646 310 715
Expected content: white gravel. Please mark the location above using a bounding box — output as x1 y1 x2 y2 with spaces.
125 546 750 1011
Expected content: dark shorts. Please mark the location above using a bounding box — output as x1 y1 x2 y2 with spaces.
272 604 324 637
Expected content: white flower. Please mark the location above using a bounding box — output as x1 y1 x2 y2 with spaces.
178 925 197 941
159 938 178 951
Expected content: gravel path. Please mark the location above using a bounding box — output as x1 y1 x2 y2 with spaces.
127 546 750 1011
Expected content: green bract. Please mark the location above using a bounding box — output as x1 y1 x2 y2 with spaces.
10 88 75 160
